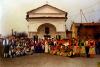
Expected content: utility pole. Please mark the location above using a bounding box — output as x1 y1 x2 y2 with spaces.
80 9 88 23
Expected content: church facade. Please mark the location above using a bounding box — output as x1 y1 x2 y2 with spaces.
26 4 68 39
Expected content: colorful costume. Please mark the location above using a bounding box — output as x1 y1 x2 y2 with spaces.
85 40 90 57
89 39 95 58
79 40 85 57
45 41 49 53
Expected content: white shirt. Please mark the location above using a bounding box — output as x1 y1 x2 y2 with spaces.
3 39 9 46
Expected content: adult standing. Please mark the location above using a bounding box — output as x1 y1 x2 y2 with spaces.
73 39 79 56
3 37 10 58
96 39 100 54
79 39 86 57
0 38 3 57
85 39 90 57
45 40 49 53
89 39 95 58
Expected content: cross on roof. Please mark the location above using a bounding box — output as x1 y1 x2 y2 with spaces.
46 0 48 4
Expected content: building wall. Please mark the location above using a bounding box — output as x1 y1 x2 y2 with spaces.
28 19 66 32
29 14 65 17
28 19 66 38
79 26 100 39
71 23 78 38
71 23 100 39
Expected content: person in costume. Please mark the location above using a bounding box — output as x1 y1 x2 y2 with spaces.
79 39 85 57
3 37 10 58
60 44 65 56
85 39 90 57
72 38 79 57
16 42 21 56
45 40 49 53
95 39 100 54
88 39 95 58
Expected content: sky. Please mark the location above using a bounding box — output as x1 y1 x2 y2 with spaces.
0 0 100 36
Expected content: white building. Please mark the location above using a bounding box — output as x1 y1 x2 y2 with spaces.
26 4 68 39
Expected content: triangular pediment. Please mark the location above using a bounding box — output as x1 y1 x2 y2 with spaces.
27 4 66 14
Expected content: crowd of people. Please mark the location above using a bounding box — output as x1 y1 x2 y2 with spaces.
1 36 100 58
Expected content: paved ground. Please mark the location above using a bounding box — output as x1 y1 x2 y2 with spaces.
0 53 100 67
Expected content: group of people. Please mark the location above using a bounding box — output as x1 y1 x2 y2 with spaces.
1 36 100 58
3 37 35 58
2 36 55 58
49 38 96 58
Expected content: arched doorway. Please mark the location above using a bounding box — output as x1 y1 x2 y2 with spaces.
37 23 56 39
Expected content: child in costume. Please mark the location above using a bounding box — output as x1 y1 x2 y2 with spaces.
79 39 86 57
89 39 95 58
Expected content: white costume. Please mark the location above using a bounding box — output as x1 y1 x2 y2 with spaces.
45 41 49 53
